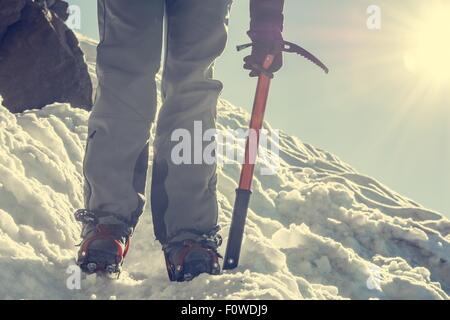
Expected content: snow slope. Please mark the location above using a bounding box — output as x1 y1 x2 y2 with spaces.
0 35 449 300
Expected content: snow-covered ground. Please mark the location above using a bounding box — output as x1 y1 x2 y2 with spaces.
0 35 449 300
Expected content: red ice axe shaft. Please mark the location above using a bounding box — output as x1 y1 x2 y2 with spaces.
239 54 275 191
224 42 329 270
223 55 274 270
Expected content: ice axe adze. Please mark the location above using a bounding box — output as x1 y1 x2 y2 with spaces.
223 41 329 270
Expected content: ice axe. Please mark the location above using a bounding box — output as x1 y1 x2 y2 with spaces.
223 41 329 270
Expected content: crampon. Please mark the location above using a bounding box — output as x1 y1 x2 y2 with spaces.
75 209 133 278
163 235 222 282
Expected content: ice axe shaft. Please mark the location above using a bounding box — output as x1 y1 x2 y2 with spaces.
224 41 328 270
223 55 275 270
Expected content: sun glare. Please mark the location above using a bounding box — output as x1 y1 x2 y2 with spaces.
404 4 450 86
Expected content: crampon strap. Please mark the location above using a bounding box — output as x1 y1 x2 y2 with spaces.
172 240 221 267
163 237 223 282
164 225 223 249
75 209 132 228
78 225 130 262
75 209 133 265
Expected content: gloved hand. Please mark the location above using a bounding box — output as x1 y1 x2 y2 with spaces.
244 0 285 77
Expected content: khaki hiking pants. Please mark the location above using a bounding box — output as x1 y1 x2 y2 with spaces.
83 0 232 244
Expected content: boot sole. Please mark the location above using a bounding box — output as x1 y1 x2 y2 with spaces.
78 249 123 277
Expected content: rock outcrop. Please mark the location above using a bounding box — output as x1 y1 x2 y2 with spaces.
0 0 93 112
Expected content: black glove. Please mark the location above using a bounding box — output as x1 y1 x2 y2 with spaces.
244 0 285 77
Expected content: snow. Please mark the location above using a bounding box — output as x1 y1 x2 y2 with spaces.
0 35 449 300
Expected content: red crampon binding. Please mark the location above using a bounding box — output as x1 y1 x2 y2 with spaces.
75 209 132 276
164 240 221 282
78 226 130 264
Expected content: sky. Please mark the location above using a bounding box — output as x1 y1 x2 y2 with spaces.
66 0 449 217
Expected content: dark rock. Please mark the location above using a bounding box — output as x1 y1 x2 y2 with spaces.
48 1 70 21
0 0 93 112
34 0 69 20
0 0 27 42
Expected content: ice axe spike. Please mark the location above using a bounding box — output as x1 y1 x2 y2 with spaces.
223 41 328 271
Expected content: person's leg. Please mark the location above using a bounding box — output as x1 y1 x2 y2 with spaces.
151 0 232 244
84 0 165 227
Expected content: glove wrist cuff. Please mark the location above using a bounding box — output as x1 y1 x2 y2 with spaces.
250 20 283 33
250 0 284 33
247 30 283 42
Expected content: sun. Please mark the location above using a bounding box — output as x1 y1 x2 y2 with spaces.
403 3 450 86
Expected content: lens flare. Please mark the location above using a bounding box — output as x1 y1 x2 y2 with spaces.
404 3 450 86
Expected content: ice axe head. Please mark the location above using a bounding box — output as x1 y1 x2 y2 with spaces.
237 40 329 75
